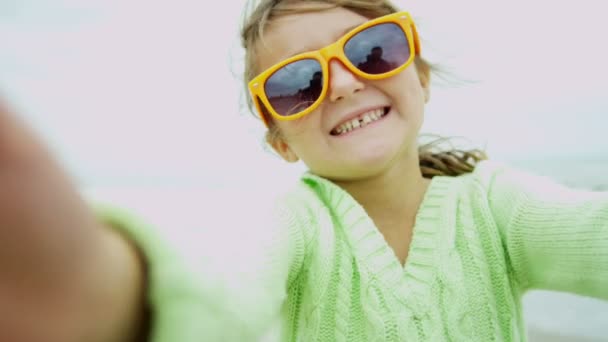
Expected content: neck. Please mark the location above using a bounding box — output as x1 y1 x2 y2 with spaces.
332 153 431 233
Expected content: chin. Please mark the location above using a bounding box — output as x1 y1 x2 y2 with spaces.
329 153 397 181
311 138 413 181
358 139 404 162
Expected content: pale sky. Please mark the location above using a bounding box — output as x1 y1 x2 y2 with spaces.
1 0 607 187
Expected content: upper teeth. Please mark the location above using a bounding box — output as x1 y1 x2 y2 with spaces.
334 108 385 135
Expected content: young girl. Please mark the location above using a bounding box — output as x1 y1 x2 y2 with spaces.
0 0 607 341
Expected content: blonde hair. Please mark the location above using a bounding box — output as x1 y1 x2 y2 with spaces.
240 0 487 178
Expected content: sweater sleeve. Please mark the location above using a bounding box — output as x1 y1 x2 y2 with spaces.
477 161 608 299
94 198 306 342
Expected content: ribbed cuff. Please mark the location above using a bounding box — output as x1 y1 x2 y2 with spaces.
94 203 209 342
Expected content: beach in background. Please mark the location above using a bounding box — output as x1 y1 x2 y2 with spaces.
512 158 608 191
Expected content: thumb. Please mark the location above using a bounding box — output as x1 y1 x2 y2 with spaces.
0 98 59 169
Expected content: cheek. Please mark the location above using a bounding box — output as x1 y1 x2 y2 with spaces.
383 74 425 112
275 110 321 144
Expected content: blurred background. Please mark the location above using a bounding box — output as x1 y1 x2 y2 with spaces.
1 0 606 340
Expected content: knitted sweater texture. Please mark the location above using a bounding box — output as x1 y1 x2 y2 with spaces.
98 160 608 341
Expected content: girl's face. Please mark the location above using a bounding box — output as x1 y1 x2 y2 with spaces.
256 6 430 181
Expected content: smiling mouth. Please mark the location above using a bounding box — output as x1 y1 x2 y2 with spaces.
330 106 391 136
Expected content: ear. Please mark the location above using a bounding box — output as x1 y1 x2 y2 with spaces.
266 131 299 163
422 82 431 103
419 69 431 103
415 60 432 103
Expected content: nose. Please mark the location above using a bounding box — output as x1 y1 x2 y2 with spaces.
328 60 365 102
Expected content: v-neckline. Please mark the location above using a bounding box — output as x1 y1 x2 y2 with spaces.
301 172 457 315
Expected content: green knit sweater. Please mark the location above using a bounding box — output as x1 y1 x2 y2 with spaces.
97 160 608 341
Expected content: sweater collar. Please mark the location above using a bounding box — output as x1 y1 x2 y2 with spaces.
300 171 459 314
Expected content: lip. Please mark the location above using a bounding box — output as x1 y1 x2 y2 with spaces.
329 105 390 135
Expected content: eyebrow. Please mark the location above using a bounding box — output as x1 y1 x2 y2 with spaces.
284 22 365 59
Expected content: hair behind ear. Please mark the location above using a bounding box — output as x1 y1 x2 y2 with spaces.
265 127 279 147
266 126 299 163
415 56 431 88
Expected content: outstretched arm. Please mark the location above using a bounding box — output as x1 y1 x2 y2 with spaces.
0 99 147 341
485 162 608 298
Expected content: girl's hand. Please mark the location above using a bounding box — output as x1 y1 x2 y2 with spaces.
0 99 147 342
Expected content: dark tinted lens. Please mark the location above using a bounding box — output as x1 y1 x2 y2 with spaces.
264 59 323 117
344 23 411 75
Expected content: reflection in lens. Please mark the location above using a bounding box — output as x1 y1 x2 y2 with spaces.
344 23 411 75
264 59 323 116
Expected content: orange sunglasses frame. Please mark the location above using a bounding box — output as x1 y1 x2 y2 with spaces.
248 11 421 127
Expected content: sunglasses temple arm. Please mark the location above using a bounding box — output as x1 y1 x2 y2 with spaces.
410 20 421 55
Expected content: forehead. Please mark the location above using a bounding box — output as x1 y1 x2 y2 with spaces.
255 6 369 72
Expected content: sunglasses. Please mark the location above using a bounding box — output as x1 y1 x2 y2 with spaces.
248 11 420 127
